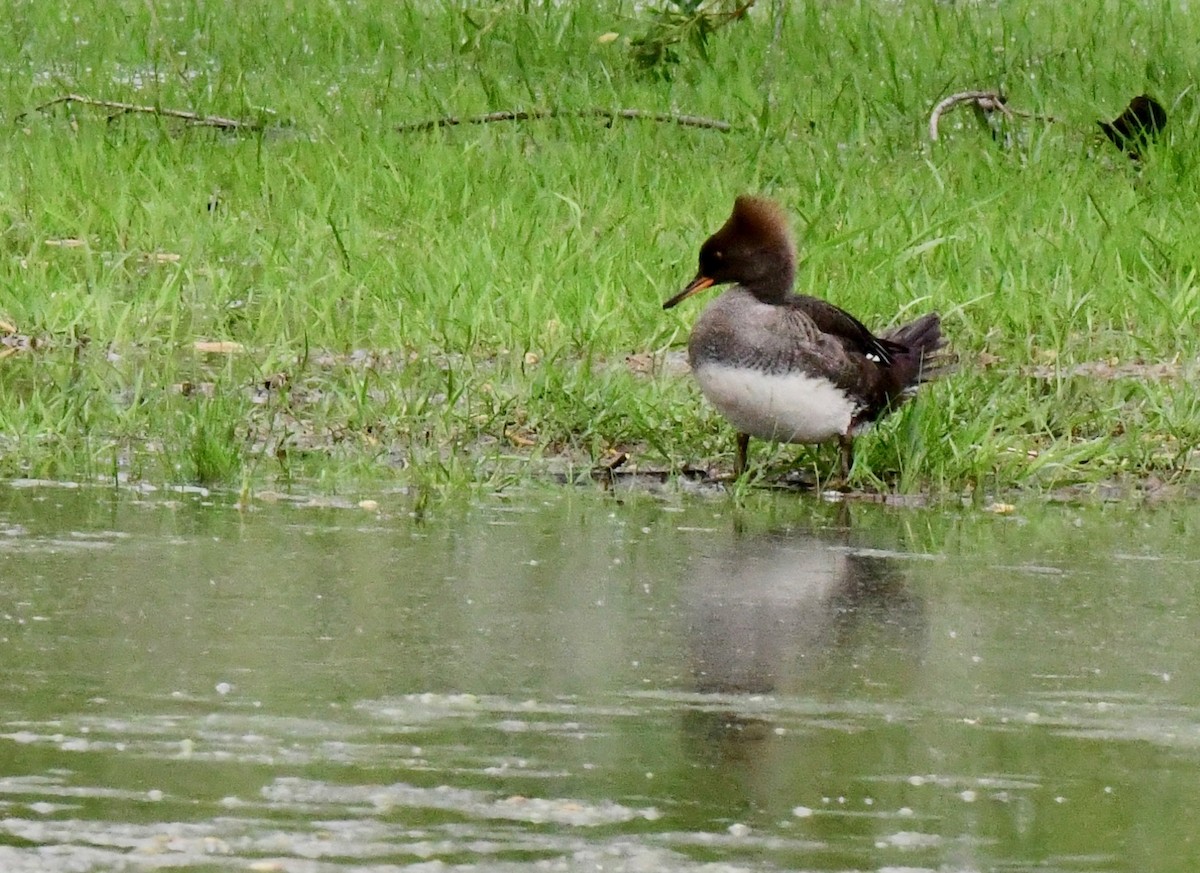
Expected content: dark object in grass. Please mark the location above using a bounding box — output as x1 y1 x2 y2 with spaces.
1098 94 1167 159
663 196 950 483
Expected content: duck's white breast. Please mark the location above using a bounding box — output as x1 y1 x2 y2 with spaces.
693 361 857 444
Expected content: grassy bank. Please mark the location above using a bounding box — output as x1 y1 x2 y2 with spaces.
1 0 1198 497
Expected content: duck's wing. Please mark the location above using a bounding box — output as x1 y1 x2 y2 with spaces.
787 295 905 365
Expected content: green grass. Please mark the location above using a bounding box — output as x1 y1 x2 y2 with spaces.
1 0 1199 497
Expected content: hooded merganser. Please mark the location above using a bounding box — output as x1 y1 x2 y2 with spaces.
663 195 948 480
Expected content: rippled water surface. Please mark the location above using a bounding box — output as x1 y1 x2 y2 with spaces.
1 483 1199 872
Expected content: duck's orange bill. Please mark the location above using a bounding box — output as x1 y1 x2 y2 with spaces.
662 275 715 310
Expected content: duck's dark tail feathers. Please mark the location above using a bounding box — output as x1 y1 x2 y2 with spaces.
884 312 952 391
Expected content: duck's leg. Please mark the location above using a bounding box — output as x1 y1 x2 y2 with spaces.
836 435 855 483
734 433 751 478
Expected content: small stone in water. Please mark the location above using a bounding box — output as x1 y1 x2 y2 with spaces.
792 805 813 818
728 823 750 837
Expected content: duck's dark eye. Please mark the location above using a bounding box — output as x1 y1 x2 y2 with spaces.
711 250 724 261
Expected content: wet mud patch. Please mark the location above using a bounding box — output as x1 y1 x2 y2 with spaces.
4 332 1200 500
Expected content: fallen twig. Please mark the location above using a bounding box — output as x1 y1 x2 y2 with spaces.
21 95 730 137
19 93 262 132
396 107 732 134
928 90 1058 141
0 317 35 359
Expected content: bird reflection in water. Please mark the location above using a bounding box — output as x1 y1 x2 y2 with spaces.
678 525 928 783
684 530 926 696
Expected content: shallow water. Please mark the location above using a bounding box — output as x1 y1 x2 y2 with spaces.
1 483 1198 871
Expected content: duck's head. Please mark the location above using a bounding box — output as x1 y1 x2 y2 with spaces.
663 195 797 310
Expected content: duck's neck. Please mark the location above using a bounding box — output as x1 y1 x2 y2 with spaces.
741 262 795 304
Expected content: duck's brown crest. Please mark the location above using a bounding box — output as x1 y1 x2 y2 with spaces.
725 195 793 250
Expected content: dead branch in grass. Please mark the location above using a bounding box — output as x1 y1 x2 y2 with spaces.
928 90 1059 141
19 95 731 137
396 107 733 134
18 93 263 132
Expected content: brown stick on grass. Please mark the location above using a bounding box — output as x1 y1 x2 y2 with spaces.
396 107 733 134
928 90 1059 141
19 93 263 131
22 96 730 136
